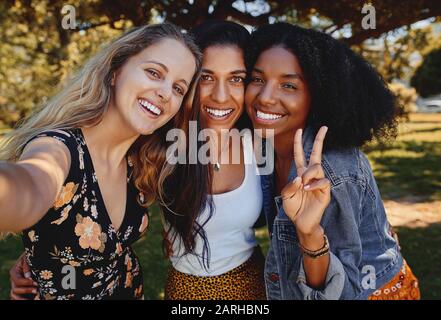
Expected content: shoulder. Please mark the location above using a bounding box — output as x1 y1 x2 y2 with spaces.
22 130 73 158
320 147 372 189
23 128 83 156
21 129 83 174
23 129 81 152
28 129 81 147
302 126 373 187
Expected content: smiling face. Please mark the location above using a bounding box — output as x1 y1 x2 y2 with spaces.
111 38 196 135
245 46 311 139
199 45 246 133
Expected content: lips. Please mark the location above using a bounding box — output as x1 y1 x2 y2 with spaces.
204 106 234 119
252 106 286 124
138 98 163 116
256 110 283 120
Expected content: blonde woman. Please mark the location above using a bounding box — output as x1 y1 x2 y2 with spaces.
0 23 204 300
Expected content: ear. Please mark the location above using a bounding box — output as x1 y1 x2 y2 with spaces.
111 73 116 86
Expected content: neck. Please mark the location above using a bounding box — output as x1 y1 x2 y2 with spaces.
81 103 140 168
207 128 234 163
273 131 294 163
273 124 306 168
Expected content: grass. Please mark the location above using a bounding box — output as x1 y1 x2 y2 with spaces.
364 113 441 201
395 224 441 299
0 113 440 299
365 113 441 299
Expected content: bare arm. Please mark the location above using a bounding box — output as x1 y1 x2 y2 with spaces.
10 253 38 300
0 137 70 232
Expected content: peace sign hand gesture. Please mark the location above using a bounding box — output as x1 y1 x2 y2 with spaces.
281 126 331 238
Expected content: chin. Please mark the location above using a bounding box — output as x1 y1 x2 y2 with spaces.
261 129 277 139
131 123 156 136
212 123 235 132
251 123 277 138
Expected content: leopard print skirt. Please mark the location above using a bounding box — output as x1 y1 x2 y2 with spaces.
165 246 267 300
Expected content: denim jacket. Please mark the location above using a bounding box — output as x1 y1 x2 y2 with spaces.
261 126 403 300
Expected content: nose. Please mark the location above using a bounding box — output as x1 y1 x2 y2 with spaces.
156 81 172 103
211 80 229 104
258 83 277 106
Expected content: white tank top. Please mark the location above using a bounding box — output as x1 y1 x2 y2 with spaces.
166 131 263 276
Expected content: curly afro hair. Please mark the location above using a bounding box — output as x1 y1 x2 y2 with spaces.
246 22 402 150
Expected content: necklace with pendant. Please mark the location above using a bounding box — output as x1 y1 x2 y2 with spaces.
213 138 230 172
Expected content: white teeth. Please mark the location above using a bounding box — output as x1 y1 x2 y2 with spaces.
205 107 233 118
138 99 161 115
256 110 283 120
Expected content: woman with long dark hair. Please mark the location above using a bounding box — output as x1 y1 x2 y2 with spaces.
162 20 266 300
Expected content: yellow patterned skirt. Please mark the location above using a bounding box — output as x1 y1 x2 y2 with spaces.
369 260 420 300
165 246 267 300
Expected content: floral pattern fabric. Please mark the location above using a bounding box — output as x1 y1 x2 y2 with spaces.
22 129 149 300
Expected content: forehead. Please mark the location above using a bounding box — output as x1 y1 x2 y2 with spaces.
202 45 245 71
254 46 303 76
134 38 196 80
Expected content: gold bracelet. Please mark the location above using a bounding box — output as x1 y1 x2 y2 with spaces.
299 234 330 259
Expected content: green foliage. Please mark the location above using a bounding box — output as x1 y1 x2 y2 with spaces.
0 0 130 128
1 1 441 128
354 24 441 83
411 47 441 97
364 113 441 201
389 82 418 117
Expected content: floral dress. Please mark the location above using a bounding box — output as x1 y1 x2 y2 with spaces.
22 129 149 300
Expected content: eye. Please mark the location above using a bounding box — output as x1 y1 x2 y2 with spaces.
200 74 213 82
230 76 245 83
251 76 264 84
146 69 161 79
281 83 297 90
174 85 185 96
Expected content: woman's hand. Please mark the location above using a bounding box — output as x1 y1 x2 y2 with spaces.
281 126 331 248
9 253 38 300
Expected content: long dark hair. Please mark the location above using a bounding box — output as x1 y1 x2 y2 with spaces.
161 20 251 269
160 83 214 269
247 23 401 150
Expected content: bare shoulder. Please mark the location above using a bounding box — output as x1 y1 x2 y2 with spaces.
19 134 72 181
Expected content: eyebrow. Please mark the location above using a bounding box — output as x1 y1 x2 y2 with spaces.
144 60 169 72
144 60 189 88
282 73 303 81
202 68 247 75
253 67 303 81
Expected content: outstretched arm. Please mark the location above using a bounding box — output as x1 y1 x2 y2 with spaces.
0 137 70 232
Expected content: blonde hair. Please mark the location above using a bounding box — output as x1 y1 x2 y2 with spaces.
0 23 202 236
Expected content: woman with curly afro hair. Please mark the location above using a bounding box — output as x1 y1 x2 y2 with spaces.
245 22 420 300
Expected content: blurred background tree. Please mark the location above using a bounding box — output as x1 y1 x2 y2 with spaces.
411 47 441 97
1 0 441 128
388 82 418 115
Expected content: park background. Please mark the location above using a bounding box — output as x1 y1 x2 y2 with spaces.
0 0 440 299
